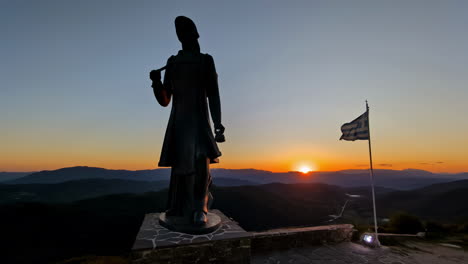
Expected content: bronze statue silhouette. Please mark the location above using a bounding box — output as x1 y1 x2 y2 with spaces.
149 16 225 231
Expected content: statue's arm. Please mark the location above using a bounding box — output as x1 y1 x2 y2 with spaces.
152 78 171 107
206 55 225 141
150 57 173 107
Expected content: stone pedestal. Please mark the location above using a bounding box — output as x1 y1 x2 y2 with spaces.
131 210 252 264
158 211 221 235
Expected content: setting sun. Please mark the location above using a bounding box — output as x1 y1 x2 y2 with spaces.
293 161 317 174
299 166 312 173
299 166 312 174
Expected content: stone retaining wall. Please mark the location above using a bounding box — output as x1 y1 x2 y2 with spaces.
132 237 251 264
251 224 356 253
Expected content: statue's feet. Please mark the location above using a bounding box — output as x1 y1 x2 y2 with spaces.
193 210 207 226
165 208 182 217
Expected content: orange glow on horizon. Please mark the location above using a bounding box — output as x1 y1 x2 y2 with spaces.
298 166 312 174
1 154 468 174
291 161 318 174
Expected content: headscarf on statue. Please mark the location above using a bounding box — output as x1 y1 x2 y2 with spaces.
175 16 200 53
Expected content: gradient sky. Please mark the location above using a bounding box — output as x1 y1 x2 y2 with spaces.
2 0 467 173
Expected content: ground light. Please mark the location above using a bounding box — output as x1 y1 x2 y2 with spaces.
361 232 381 248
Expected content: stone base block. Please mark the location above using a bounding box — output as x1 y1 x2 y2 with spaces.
131 210 252 264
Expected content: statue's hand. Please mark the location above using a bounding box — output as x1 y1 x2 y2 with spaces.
150 70 161 82
214 124 225 143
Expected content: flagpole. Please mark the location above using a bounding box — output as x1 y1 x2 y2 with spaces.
366 100 380 245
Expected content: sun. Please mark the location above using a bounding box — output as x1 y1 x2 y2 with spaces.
293 161 318 174
299 166 312 174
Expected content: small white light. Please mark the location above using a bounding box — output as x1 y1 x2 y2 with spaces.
363 234 373 243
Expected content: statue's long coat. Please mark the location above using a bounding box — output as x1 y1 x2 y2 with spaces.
158 50 221 174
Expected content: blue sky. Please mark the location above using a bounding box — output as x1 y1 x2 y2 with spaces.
1 0 467 172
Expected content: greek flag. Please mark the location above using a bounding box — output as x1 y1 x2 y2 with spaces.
340 111 369 141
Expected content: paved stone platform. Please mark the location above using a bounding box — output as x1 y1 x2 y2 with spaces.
132 209 250 250
251 241 468 264
131 209 252 263
131 214 359 263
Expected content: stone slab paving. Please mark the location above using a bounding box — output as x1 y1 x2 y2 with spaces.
131 210 252 263
251 241 467 264
132 209 251 250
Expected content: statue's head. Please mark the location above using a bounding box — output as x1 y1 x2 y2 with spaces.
175 16 199 43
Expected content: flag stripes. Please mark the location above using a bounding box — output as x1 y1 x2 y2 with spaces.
340 111 369 141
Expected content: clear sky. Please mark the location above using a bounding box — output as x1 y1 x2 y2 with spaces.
1 0 467 173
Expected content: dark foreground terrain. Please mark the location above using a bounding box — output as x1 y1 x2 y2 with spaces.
1 181 468 264
252 240 468 264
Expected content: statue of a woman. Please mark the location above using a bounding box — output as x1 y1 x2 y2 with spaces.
149 16 225 227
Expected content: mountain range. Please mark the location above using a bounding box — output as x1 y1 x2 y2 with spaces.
3 166 468 190
0 177 256 204
2 167 468 227
0 172 35 181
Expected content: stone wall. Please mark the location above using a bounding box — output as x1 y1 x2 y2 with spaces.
132 237 251 264
251 224 356 253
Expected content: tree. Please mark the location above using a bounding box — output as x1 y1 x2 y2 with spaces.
389 212 424 234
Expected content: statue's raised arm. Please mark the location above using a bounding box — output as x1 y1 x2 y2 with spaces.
150 63 172 107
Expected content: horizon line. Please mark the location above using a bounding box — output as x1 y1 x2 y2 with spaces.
1 165 466 175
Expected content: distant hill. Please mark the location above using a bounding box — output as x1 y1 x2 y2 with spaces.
0 172 35 182
345 186 397 195
4 176 467 222
7 166 171 184
377 179 468 221
311 170 456 190
0 177 258 204
6 166 468 190
0 179 168 203
416 179 468 195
